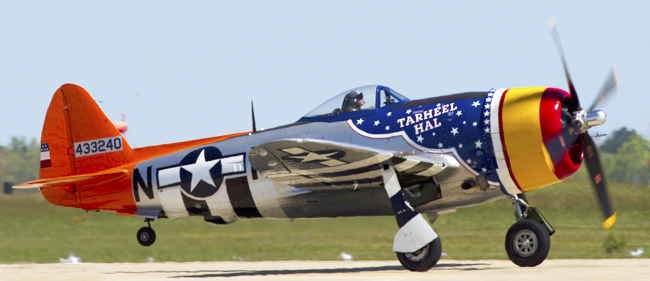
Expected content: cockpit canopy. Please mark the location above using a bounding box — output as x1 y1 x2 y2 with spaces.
301 85 409 121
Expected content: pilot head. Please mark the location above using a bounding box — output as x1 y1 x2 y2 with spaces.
342 91 364 112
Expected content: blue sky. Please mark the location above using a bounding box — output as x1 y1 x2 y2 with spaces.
1 1 648 148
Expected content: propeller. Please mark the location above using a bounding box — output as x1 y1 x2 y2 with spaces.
548 18 618 229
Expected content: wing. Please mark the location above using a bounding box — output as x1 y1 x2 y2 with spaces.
248 139 458 191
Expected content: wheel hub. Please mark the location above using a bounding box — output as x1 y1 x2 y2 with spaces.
513 229 538 257
405 244 430 262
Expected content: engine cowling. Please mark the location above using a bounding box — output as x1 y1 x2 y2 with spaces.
491 87 582 194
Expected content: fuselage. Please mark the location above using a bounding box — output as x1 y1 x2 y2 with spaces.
39 86 582 225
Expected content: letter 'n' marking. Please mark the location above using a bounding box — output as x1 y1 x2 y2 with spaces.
133 167 154 202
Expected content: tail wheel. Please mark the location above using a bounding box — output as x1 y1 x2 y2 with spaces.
396 238 442 272
137 227 156 247
505 219 550 267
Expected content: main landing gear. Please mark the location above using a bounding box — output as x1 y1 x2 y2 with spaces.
380 164 441 272
137 218 156 247
505 194 553 267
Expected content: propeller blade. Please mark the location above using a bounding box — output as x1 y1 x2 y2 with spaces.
587 66 619 112
251 101 257 132
549 17 581 110
582 133 616 229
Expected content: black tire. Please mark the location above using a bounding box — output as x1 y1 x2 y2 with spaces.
505 219 550 267
137 227 156 247
396 238 442 272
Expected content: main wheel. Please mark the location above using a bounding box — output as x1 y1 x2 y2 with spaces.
396 238 442 272
505 219 550 267
137 227 156 247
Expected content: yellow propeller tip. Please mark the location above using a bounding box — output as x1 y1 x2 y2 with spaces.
603 213 617 229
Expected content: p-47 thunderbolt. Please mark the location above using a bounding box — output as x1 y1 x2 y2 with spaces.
18 23 617 271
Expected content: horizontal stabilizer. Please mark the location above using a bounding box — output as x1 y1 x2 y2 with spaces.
15 168 129 189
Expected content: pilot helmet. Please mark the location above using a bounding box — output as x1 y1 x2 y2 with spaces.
342 90 364 111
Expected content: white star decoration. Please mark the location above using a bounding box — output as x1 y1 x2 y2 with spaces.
181 150 220 192
486 97 492 102
374 120 380 126
299 151 338 163
406 109 412 114
387 112 392 116
432 132 436 136
438 142 443 148
485 128 490 133
484 119 490 125
385 126 390 130
356 118 364 125
417 135 424 143
459 143 463 148
484 111 490 116
482 167 488 173
488 92 493 96
451 127 459 136
472 101 480 107
473 122 477 127
456 110 462 116
466 158 472 164
485 104 491 109
475 140 483 148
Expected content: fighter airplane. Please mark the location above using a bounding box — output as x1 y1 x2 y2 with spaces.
17 22 617 271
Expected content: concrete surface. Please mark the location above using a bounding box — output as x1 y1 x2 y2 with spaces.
1 259 648 281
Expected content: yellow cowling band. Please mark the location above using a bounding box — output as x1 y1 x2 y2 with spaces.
500 87 559 192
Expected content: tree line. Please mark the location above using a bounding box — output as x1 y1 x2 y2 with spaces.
1 127 649 186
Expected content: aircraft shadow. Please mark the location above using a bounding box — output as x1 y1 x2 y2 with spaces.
147 262 491 278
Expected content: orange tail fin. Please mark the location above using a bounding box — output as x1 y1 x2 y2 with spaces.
40 84 132 179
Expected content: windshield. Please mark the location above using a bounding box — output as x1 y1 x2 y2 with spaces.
379 87 408 108
303 85 378 118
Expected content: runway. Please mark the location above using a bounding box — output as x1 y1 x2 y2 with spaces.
2 259 648 281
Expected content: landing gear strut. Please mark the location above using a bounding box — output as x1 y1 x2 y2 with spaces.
380 164 441 272
137 218 156 247
505 194 552 267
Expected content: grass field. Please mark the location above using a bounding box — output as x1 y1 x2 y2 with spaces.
0 179 648 263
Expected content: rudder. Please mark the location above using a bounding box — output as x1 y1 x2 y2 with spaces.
40 84 132 179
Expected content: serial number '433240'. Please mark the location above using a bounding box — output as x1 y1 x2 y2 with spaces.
74 137 123 157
